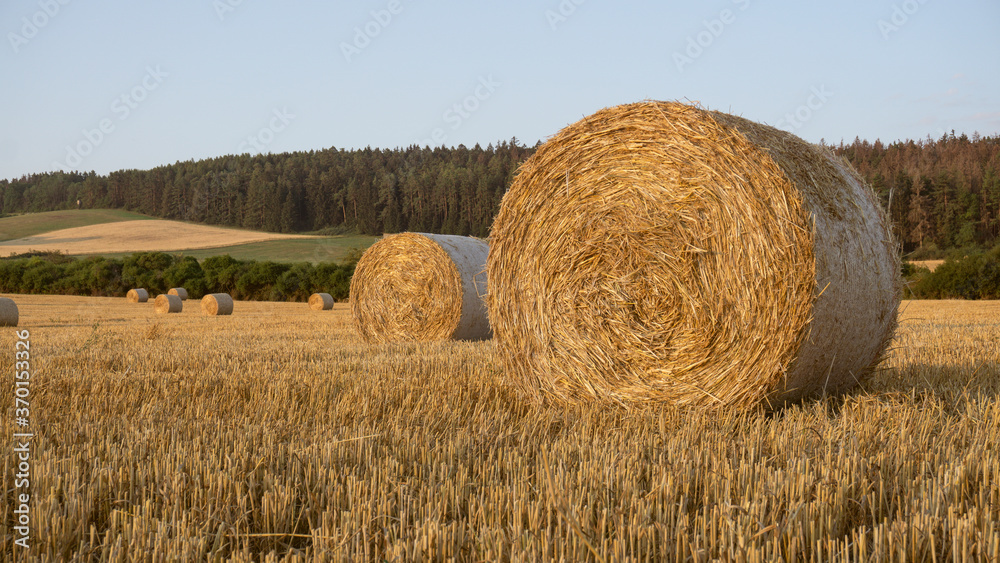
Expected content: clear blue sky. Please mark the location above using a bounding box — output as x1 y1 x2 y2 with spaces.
2 0 998 181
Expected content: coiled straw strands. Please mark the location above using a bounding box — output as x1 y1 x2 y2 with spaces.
167 288 188 300
154 294 182 314
0 297 18 326
126 289 148 303
487 101 900 409
309 293 334 310
351 233 491 343
202 293 234 316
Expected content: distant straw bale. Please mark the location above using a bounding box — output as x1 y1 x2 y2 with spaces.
309 293 334 311
350 233 491 343
0 297 18 327
487 101 900 409
167 288 188 300
202 293 234 316
126 289 149 303
154 294 182 314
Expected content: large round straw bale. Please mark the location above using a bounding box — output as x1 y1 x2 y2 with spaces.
309 292 334 310
153 294 182 314
167 287 188 300
202 293 234 316
350 233 491 343
0 297 18 327
487 101 900 409
126 288 149 303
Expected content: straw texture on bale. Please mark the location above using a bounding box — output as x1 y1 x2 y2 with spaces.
126 288 149 303
202 293 234 316
0 297 18 327
309 292 334 310
350 233 491 343
167 288 189 300
487 101 900 409
153 294 182 314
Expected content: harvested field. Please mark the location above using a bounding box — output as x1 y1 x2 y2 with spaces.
0 219 319 256
0 296 997 561
911 259 945 272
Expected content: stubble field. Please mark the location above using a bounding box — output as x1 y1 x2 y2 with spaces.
1 296 998 561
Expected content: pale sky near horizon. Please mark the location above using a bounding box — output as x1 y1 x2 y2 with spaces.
1 0 998 181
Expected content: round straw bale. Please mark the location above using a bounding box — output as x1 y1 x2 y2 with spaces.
153 294 182 314
309 292 334 310
487 101 900 409
202 293 234 316
167 287 188 300
0 297 18 327
350 233 491 343
126 288 149 303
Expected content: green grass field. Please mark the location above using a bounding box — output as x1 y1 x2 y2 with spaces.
0 209 154 241
93 235 378 264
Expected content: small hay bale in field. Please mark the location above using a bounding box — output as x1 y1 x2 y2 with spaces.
487 100 900 410
126 288 149 303
309 292 334 310
167 288 188 300
350 233 491 343
154 294 182 314
202 293 234 316
0 297 18 327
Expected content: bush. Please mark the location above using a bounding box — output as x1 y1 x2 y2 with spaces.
235 261 290 300
164 256 207 298
0 252 357 302
202 255 246 294
909 248 1000 299
122 252 175 294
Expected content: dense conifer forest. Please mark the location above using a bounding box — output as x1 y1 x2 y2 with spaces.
2 133 998 254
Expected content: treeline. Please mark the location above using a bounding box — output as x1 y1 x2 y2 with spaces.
840 131 1000 254
0 252 356 302
904 247 1000 300
1 133 998 252
0 141 533 238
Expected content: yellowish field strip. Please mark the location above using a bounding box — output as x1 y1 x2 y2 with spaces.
0 219 318 256
910 259 944 272
0 296 997 560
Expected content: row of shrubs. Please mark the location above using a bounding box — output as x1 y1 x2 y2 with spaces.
904 246 1000 299
0 251 357 302
3 248 997 302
